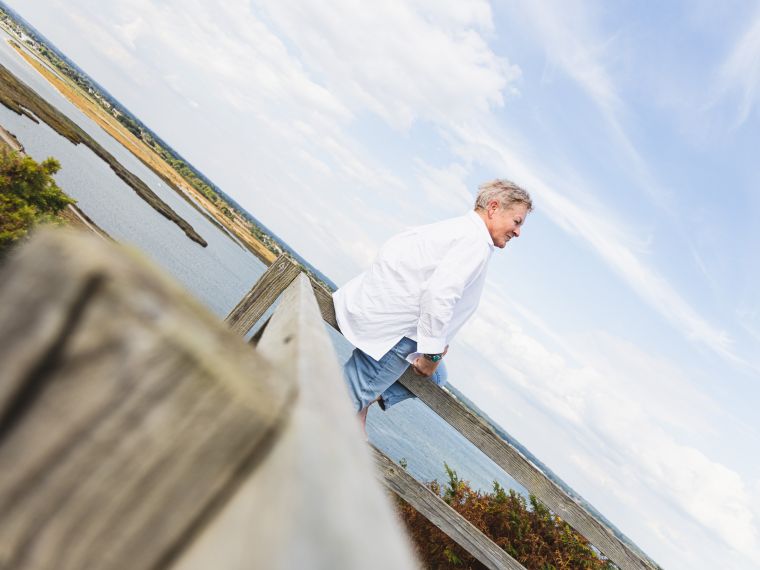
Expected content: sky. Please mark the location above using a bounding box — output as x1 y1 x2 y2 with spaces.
5 1 760 568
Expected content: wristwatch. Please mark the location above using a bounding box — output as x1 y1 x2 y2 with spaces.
423 353 444 362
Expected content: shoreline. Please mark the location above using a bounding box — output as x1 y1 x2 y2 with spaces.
4 36 277 265
0 122 22 151
0 57 208 247
58 203 113 241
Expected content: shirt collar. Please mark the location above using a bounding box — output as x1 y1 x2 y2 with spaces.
466 210 495 249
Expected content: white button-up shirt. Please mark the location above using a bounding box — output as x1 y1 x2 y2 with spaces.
333 210 494 361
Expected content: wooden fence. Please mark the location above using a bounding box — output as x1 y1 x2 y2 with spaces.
227 253 660 570
0 230 658 570
0 231 418 570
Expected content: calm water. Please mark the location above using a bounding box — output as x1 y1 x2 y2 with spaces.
0 34 524 496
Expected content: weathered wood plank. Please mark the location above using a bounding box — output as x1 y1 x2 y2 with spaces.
174 274 419 570
311 276 338 328
224 254 301 336
371 447 525 570
0 230 292 570
398 371 656 570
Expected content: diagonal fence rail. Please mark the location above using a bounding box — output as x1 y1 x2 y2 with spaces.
224 257 525 570
371 446 525 570
228 253 659 570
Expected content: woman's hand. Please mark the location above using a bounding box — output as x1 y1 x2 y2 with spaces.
411 356 439 377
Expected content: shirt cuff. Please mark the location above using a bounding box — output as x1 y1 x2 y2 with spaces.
416 335 447 355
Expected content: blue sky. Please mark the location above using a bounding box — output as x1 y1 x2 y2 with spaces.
6 1 760 567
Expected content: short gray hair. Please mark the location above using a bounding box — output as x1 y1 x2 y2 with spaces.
475 179 533 213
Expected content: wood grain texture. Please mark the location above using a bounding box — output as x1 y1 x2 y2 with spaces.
371 447 525 570
175 274 419 570
310 276 338 328
0 230 290 570
397 371 657 570
224 254 301 336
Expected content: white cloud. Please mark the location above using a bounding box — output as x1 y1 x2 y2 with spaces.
516 0 621 115
638 441 757 553
252 0 520 129
51 0 443 281
66 9 143 78
24 0 522 284
454 289 760 567
514 0 669 209
414 160 472 214
113 15 145 50
716 9 760 126
448 121 741 364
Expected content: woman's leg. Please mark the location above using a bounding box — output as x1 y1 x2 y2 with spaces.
342 337 418 412
378 360 448 410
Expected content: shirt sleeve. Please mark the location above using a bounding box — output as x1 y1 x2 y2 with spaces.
416 240 488 354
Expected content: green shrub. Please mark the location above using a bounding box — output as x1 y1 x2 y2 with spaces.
0 150 73 254
395 464 615 569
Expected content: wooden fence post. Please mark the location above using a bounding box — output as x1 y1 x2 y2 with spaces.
0 230 292 570
224 254 301 336
174 274 419 570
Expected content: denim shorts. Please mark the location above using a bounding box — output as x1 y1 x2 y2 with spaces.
343 336 448 412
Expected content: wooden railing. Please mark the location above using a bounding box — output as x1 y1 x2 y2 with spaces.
0 231 657 570
0 231 418 570
228 253 660 570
